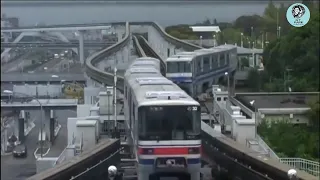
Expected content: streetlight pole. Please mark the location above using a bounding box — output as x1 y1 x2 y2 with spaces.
3 90 44 157
200 36 203 47
113 67 118 138
225 72 230 99
240 33 243 47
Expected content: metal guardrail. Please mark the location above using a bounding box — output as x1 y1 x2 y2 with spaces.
257 135 320 177
280 158 320 177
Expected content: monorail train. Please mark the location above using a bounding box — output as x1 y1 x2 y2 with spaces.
124 57 202 180
166 45 237 97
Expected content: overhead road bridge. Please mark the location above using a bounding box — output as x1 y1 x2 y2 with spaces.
1 42 116 48
1 22 114 31
0 99 78 111
1 25 113 33
1 73 86 84
83 21 317 179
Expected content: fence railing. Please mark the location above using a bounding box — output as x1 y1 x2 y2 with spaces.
257 135 320 177
256 135 279 160
279 158 320 177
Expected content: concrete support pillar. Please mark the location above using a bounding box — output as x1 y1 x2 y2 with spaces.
44 109 50 142
77 31 85 65
2 127 8 153
117 32 122 42
49 110 55 144
3 32 10 42
125 46 129 62
115 52 121 65
13 112 19 139
18 110 25 143
232 76 236 96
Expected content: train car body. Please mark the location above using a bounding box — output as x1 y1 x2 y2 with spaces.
166 45 237 97
124 58 202 180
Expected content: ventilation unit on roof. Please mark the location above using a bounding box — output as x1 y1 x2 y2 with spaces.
136 77 172 85
133 60 156 65
129 68 158 74
145 91 187 99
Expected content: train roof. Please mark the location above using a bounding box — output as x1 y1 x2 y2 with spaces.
124 67 161 78
166 55 193 62
167 45 237 62
127 76 198 106
125 58 198 107
128 57 160 70
129 61 160 70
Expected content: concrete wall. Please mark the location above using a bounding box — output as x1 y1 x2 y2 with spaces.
13 84 62 97
77 105 92 118
84 87 101 105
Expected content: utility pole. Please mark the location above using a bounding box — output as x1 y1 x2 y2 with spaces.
276 10 279 38
261 32 264 49
113 67 118 138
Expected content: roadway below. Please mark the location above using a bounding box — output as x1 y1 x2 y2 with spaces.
1 111 40 180
1 42 115 48
1 51 36 73
1 109 75 180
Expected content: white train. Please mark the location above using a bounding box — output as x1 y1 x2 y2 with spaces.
124 57 202 180
166 45 237 97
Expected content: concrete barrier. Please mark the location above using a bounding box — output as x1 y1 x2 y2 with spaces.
27 139 120 180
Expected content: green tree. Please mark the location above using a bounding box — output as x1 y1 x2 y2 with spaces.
262 11 319 91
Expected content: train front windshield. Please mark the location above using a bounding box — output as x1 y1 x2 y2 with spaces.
167 62 191 73
138 105 201 140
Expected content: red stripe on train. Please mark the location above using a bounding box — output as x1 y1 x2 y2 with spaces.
138 146 201 155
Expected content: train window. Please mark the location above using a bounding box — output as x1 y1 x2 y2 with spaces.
138 106 201 141
224 97 228 101
217 97 221 101
167 48 170 57
167 62 191 73
225 53 228 65
203 56 210 71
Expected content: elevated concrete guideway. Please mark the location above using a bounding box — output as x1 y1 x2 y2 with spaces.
1 73 86 83
1 42 116 48
1 99 78 111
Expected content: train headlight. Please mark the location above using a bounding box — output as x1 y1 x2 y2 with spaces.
139 148 154 155
188 147 200 154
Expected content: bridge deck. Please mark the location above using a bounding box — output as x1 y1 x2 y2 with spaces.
1 73 86 82
1 99 78 110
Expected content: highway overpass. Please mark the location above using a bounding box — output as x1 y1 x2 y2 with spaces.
1 42 116 48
